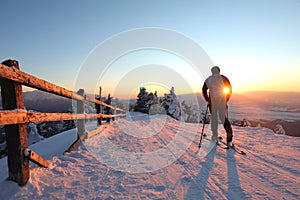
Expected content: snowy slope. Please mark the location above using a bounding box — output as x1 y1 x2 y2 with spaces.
0 113 299 199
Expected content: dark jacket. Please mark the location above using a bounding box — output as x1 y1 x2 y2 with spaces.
202 75 232 102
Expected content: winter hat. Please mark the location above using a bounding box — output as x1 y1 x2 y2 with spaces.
211 66 220 74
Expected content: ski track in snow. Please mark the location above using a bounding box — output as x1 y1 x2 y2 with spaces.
0 113 299 199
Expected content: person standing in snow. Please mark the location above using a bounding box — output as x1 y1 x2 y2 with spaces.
202 66 233 143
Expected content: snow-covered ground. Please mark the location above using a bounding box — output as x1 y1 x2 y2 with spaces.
0 113 299 199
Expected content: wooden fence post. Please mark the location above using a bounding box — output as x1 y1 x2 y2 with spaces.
95 86 102 126
65 89 86 153
99 86 102 125
0 60 29 186
76 89 86 139
106 94 112 123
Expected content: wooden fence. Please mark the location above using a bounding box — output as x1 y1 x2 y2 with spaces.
0 59 126 186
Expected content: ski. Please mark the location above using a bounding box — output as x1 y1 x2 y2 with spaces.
218 140 246 155
203 136 246 155
203 136 229 149
216 141 229 149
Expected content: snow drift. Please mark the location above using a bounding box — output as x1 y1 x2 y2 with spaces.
0 113 299 199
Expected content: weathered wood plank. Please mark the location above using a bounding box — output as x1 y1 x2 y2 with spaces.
0 111 126 125
0 63 83 101
24 149 50 168
64 136 82 153
87 124 109 138
65 124 110 153
0 63 126 112
0 60 127 187
0 60 29 186
87 95 125 112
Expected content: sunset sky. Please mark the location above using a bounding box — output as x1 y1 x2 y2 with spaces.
1 0 299 98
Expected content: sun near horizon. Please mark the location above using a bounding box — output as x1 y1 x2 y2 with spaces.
100 85 300 100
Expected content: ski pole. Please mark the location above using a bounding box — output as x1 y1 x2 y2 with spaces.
198 104 209 148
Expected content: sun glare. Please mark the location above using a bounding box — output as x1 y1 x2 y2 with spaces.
223 87 230 94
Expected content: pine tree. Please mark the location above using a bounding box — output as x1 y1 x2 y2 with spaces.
134 87 150 113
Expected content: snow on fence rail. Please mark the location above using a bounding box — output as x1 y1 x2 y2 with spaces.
0 59 126 186
0 111 125 125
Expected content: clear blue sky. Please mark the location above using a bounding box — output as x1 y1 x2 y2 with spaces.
1 0 300 97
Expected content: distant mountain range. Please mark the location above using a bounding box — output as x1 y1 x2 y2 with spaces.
0 90 299 137
1 90 299 113
0 90 72 112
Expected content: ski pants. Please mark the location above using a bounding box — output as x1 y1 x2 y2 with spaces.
209 97 232 136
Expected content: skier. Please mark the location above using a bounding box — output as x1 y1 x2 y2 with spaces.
202 66 233 144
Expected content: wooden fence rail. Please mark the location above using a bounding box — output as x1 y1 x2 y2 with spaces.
0 111 125 125
0 63 125 111
0 59 126 186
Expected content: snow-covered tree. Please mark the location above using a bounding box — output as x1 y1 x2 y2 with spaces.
149 103 166 115
161 87 182 121
200 107 210 124
134 87 157 114
134 86 184 120
85 101 96 115
27 122 44 145
181 100 199 123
